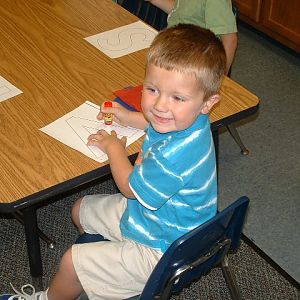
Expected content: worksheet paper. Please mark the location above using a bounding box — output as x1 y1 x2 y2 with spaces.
84 21 157 58
0 75 23 102
40 101 145 163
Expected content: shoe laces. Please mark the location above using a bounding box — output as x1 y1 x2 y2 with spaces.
8 284 45 300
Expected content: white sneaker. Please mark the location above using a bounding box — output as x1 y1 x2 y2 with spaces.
0 284 48 300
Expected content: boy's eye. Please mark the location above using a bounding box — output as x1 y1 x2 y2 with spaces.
173 95 185 102
145 87 158 94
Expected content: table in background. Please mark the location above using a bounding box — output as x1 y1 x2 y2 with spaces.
0 0 259 283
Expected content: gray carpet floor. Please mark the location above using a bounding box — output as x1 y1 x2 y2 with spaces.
218 23 300 283
0 23 299 299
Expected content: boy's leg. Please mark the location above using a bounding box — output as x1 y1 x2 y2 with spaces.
72 238 162 300
45 193 125 300
71 193 163 299
75 193 126 240
47 248 83 300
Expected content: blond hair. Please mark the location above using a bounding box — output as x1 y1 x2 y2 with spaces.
147 24 226 100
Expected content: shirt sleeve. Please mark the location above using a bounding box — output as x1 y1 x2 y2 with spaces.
129 150 185 210
205 0 237 35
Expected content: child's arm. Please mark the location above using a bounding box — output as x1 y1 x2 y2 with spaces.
145 0 175 14
220 32 238 75
98 102 149 130
87 130 136 198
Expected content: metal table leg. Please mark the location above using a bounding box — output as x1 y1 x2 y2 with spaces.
22 206 43 284
226 124 249 155
12 211 55 249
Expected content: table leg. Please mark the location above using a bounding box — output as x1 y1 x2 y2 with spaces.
12 211 56 249
22 206 43 280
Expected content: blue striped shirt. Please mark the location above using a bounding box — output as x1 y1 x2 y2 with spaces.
120 114 217 252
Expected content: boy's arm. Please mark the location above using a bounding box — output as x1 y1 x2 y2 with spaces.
145 0 175 14
220 32 238 75
106 141 136 198
87 130 135 198
99 102 149 130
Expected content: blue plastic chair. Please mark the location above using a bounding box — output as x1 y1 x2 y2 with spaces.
117 0 167 30
76 196 249 300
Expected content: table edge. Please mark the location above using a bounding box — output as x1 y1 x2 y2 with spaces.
0 102 259 212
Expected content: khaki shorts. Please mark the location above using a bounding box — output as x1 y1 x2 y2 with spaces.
72 193 163 300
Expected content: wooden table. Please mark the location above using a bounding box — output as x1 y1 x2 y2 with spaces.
0 0 259 281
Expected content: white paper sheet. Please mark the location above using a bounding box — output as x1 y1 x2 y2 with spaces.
0 75 23 102
84 21 157 58
40 101 145 163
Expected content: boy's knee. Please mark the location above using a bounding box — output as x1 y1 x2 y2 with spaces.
61 248 73 266
59 247 81 283
72 197 83 231
56 247 75 277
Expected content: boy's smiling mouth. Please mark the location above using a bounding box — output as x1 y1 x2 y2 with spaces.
152 113 173 124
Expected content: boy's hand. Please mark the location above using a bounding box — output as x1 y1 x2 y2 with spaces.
87 129 127 154
98 101 148 130
97 102 131 127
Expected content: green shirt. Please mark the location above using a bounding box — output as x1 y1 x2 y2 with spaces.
167 0 237 35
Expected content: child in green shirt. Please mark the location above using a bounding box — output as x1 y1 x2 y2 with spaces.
146 0 238 74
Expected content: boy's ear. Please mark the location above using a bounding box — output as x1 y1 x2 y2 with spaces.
201 94 220 114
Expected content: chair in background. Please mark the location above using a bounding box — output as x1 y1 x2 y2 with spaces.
117 0 167 30
77 196 249 300
117 0 249 155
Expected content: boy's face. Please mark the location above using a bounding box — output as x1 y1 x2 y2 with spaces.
142 64 219 133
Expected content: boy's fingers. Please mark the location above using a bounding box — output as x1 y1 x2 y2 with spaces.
97 129 108 135
87 133 98 140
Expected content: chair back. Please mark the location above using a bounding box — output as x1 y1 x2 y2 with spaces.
137 196 249 300
118 0 167 30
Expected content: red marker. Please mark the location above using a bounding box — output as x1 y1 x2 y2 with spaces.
103 101 113 125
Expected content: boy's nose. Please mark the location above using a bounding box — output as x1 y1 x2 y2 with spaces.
154 95 168 112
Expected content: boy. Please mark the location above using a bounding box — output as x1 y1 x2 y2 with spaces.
146 0 237 74
1 24 226 300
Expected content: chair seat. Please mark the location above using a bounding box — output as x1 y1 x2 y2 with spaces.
75 233 108 244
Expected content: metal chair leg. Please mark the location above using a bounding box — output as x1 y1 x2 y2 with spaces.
226 124 249 155
12 211 55 249
221 255 242 300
